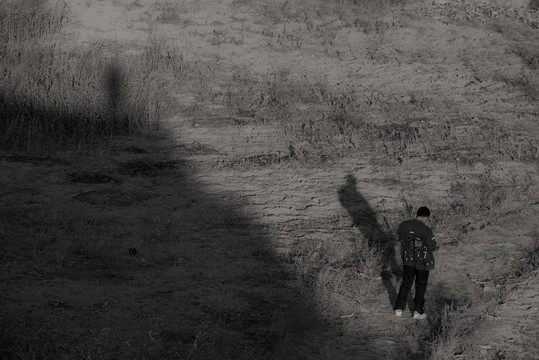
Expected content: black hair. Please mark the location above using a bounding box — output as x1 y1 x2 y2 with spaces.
417 207 430 217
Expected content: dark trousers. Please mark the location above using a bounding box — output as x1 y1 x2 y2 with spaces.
395 265 429 314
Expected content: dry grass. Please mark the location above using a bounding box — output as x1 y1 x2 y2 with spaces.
0 1 183 151
0 0 66 44
211 65 539 165
427 303 477 360
2 0 538 359
288 229 387 321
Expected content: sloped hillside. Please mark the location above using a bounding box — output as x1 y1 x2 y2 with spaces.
1 0 537 359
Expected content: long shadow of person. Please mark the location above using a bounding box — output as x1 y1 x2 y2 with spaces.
338 174 400 307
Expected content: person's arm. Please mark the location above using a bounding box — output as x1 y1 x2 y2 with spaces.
426 228 436 251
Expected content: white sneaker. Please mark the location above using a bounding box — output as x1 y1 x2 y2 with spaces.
413 311 427 320
395 309 403 317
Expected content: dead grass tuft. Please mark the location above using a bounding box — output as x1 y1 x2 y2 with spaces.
427 303 477 360
288 231 385 320
449 174 507 217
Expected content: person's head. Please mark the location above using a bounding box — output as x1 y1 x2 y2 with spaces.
416 207 430 223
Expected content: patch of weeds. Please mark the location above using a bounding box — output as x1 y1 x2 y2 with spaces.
449 173 507 216
312 233 389 317
212 65 446 163
225 151 295 168
424 277 504 360
494 71 538 100
350 241 385 280
155 1 186 24
427 303 476 360
125 0 143 11
507 236 539 279
288 231 382 320
513 45 539 70
209 29 245 47
288 239 330 281
473 121 539 161
314 264 372 318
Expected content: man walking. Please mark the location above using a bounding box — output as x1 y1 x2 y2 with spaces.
394 207 436 319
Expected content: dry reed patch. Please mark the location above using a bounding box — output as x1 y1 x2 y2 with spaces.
288 228 387 321
0 40 181 150
195 55 539 166
426 302 480 360
424 201 538 359
0 0 67 44
0 2 186 151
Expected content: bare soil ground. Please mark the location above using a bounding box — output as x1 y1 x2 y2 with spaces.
1 0 538 359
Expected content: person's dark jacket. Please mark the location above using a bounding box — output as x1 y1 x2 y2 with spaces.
396 219 436 270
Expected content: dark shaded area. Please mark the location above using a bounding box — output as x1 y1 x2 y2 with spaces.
104 61 128 130
0 64 383 359
0 94 121 151
105 62 123 118
0 154 70 165
118 159 182 177
68 172 121 184
0 65 132 151
338 174 400 307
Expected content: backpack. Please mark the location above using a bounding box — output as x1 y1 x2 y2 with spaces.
406 231 427 265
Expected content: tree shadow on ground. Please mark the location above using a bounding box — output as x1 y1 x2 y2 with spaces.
338 174 401 308
0 68 385 359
